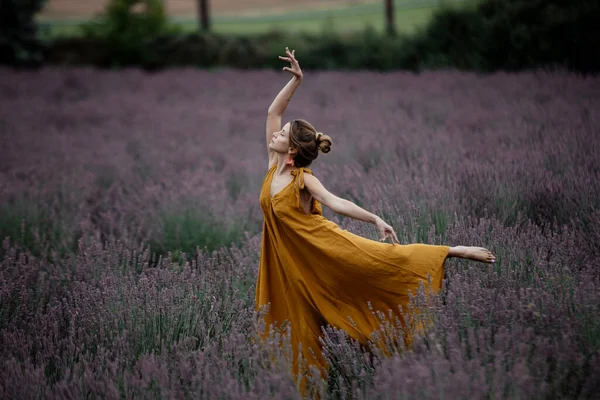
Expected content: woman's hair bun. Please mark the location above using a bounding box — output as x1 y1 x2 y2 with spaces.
316 131 332 154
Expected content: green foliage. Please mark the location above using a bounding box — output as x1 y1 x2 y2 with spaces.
0 0 48 66
25 0 600 72
404 0 600 73
149 208 248 262
78 0 179 67
0 201 77 260
48 0 599 75
398 6 488 71
226 171 246 202
476 0 600 71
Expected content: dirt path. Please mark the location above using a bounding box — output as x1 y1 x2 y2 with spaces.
40 0 378 19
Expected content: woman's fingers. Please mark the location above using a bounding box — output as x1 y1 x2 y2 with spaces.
282 67 300 77
285 47 297 61
379 228 399 245
280 53 299 67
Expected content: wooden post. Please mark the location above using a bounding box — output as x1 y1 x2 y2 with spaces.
198 0 210 32
385 0 396 36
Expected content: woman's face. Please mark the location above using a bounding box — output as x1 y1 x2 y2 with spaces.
269 121 292 154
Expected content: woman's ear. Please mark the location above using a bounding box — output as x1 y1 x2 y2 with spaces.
288 148 297 156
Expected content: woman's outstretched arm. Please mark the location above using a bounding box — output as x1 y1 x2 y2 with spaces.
303 174 400 244
266 48 303 165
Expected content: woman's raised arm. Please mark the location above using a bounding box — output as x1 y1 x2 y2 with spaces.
266 48 303 166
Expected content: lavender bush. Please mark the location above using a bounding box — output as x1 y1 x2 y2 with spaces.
0 67 599 399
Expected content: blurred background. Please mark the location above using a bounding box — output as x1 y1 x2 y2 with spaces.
37 0 463 36
0 0 595 72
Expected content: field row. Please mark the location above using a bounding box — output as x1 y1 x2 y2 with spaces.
0 68 598 398
38 0 474 37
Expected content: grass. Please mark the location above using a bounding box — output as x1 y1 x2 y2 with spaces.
37 0 475 39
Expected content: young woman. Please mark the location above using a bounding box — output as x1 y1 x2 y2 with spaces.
256 47 495 386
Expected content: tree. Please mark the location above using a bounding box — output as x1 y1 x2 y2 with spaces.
384 0 396 36
0 0 49 66
198 0 210 32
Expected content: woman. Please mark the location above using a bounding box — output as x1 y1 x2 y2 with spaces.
256 47 495 387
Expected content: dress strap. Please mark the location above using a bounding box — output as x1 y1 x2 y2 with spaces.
290 167 313 210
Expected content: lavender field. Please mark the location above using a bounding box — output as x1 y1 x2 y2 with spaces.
1 67 599 399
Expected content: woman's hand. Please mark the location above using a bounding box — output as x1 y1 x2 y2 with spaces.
279 47 303 80
376 217 400 245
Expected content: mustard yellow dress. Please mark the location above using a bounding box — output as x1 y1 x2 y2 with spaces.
256 165 449 381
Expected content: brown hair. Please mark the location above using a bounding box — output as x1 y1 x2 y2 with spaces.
288 119 332 168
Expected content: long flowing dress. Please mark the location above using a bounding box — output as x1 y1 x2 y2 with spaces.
256 164 449 383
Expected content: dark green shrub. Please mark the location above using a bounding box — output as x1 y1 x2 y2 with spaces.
45 36 114 66
347 25 406 70
45 0 600 73
150 32 227 68
407 7 487 70
401 0 600 73
79 0 179 68
477 0 600 72
0 0 48 66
